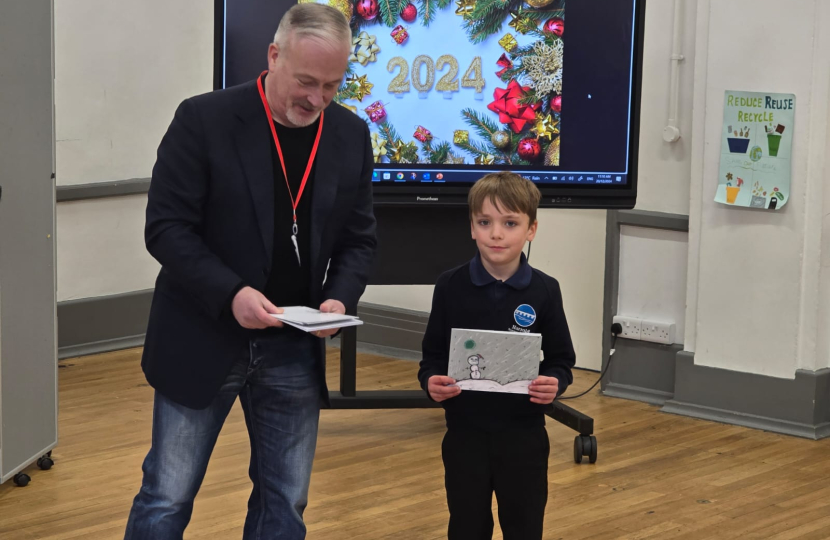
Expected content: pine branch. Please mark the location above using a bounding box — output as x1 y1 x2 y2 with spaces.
456 139 514 165
420 140 450 163
432 141 451 163
335 81 361 103
461 108 501 142
464 9 508 43
455 139 490 158
524 7 564 22
437 0 452 8
419 0 438 25
519 89 545 106
469 0 513 20
378 0 401 26
401 144 419 163
378 121 420 163
378 121 402 156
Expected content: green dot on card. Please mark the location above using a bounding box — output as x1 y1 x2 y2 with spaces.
464 339 476 350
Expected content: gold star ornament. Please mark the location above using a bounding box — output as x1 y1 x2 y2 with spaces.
455 0 476 18
390 139 417 163
508 11 537 35
345 74 374 102
531 113 559 141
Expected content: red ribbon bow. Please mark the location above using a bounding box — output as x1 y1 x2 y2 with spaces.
486 80 540 133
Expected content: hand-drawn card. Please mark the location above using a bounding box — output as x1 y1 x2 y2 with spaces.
448 328 542 394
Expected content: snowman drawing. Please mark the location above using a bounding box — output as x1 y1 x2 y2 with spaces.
467 354 484 379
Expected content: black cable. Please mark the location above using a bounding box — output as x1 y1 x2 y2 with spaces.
559 326 619 401
526 240 532 262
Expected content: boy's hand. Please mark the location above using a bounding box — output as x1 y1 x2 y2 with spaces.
428 375 461 402
528 376 559 404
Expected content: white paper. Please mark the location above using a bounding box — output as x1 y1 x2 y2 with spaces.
270 306 363 333
448 328 542 394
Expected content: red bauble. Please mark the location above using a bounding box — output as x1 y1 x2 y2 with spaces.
544 17 564 37
400 3 417 23
551 95 562 113
518 138 541 161
356 0 379 20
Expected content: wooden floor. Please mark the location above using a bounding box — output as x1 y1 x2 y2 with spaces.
1 348 830 539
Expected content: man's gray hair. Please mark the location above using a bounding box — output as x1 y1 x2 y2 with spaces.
273 3 352 53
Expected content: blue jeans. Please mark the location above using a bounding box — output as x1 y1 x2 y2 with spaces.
125 333 322 540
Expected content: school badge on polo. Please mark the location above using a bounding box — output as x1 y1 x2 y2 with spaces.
513 304 537 327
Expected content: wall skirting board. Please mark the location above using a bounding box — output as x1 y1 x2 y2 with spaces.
602 340 681 406
57 292 429 360
56 178 151 202
57 289 153 359
662 352 830 440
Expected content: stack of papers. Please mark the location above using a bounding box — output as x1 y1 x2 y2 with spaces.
270 306 363 332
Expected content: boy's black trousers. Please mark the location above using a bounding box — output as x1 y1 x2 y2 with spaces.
442 425 550 540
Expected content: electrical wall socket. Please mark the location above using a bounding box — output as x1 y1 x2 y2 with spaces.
612 316 642 340
640 319 676 345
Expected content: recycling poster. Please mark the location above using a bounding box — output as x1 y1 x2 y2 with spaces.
716 91 794 210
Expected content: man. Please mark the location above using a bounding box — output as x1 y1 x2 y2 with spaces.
124 4 376 539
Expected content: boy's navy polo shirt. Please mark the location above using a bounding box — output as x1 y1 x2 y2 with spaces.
418 252 576 431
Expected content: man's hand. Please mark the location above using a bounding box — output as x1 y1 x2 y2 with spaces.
428 375 462 402
313 299 347 338
231 287 284 329
528 375 559 404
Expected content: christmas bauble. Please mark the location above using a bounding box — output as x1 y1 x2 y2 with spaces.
400 3 417 22
328 0 354 20
518 138 541 161
491 130 510 149
551 95 562 113
525 0 555 8
356 0 379 20
544 17 564 37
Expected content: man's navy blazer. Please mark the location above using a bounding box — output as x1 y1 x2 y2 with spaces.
142 79 377 409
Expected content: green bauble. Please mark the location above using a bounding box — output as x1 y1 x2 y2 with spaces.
491 130 510 149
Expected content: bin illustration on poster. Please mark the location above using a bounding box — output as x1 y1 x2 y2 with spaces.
716 91 794 210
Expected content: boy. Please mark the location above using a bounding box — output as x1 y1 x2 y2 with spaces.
418 172 576 540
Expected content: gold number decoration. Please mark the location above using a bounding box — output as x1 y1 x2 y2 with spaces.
412 55 436 93
436 55 460 92
461 56 486 93
387 56 411 94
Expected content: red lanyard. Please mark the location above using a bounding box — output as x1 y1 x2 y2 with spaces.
256 71 324 227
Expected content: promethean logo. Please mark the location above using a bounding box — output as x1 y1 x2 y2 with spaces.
416 196 439 201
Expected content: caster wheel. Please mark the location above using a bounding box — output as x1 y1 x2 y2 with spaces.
588 435 598 464
37 456 54 470
573 436 583 463
47 450 52 458
13 473 30 487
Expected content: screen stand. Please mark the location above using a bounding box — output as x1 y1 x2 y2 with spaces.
328 325 598 463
